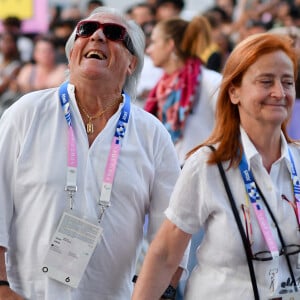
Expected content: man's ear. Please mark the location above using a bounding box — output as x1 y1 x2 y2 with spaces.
69 48 74 61
228 84 240 104
127 56 138 75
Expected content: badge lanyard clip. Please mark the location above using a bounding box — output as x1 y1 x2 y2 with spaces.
65 184 77 210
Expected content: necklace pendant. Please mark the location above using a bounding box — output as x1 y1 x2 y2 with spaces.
86 121 94 134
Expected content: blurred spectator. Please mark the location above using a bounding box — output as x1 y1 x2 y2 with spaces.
141 20 157 48
144 17 222 299
207 0 280 44
293 0 300 26
126 2 156 29
155 0 185 21
205 5 232 25
127 2 163 107
182 15 222 72
272 0 295 27
0 32 22 116
85 0 105 16
48 5 63 30
213 0 240 37
237 19 268 43
145 17 222 165
215 0 237 21
60 5 82 21
146 0 157 8
16 34 67 94
2 16 34 63
204 7 233 71
290 4 300 27
50 18 77 64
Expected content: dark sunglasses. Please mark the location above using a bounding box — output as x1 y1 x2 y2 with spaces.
75 20 134 54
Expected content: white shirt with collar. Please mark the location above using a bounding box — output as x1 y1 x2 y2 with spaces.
0 83 184 300
166 126 300 299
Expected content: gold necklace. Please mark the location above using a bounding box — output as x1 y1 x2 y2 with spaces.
77 95 123 134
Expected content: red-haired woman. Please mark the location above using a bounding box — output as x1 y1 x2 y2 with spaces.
132 32 299 300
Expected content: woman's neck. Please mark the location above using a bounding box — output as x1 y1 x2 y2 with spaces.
163 57 185 75
243 125 282 173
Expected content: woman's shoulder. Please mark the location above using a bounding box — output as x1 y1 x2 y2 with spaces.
16 63 35 87
184 145 213 168
18 62 34 74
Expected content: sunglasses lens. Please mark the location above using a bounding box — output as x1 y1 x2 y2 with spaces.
76 21 134 54
77 21 99 37
103 24 125 41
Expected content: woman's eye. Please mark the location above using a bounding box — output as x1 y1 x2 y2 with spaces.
282 81 294 87
260 80 272 85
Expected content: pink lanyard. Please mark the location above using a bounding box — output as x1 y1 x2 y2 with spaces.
59 82 130 221
239 149 300 258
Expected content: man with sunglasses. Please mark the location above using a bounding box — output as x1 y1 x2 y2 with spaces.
0 6 187 300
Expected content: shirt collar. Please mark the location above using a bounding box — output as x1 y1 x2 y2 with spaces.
240 126 291 171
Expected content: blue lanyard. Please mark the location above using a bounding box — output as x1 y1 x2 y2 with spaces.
239 148 300 257
288 148 300 224
240 153 279 257
59 81 131 218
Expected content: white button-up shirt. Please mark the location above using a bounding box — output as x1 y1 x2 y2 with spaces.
166 127 300 299
0 83 183 300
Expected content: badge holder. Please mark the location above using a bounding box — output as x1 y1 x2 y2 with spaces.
42 211 102 288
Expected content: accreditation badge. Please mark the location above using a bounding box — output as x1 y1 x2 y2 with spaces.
42 211 102 288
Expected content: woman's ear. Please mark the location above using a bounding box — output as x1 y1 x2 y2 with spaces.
228 84 240 104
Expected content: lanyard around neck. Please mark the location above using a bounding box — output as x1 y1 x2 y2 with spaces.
239 148 300 259
288 147 300 225
59 81 131 220
59 81 77 209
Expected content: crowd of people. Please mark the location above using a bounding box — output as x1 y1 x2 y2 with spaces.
0 0 299 299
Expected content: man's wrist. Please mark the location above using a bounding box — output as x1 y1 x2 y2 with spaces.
0 280 9 287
